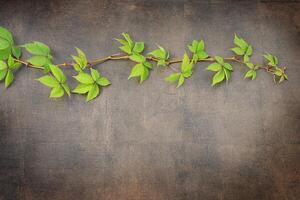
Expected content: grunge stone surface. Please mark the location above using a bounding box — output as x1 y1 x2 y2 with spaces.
0 0 299 199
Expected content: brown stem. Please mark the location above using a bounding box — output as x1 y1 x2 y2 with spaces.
14 53 274 74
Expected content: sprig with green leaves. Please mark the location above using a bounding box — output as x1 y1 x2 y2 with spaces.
206 56 233 86
0 26 289 102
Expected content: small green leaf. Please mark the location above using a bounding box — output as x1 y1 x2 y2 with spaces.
128 63 144 79
96 77 110 86
0 38 10 50
49 65 66 83
181 53 192 72
7 55 14 67
212 69 225 86
246 62 254 69
61 83 71 97
244 70 254 79
177 75 185 88
0 47 11 60
37 75 59 87
73 72 94 84
224 63 233 71
230 47 245 55
122 33 133 47
0 69 7 81
245 45 253 56
0 27 13 45
206 63 222 72
50 86 64 98
165 73 180 83
72 83 93 94
0 60 7 70
129 53 145 63
215 56 224 65
252 71 257 80
27 55 49 67
86 84 100 102
224 68 231 82
12 46 21 58
23 41 50 56
119 45 132 54
5 70 14 88
90 68 100 81
234 34 248 50
133 42 144 53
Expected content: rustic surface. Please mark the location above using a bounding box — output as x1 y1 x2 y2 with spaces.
0 0 299 199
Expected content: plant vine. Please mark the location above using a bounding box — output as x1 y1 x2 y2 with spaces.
0 26 288 102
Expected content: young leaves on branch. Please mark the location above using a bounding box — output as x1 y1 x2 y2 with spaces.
0 55 22 88
148 45 169 66
231 34 252 63
116 33 144 55
244 62 259 80
165 52 193 88
128 53 152 83
71 47 88 72
0 27 21 60
188 40 209 63
37 64 70 98
206 56 233 86
263 53 288 83
23 41 52 72
72 68 110 102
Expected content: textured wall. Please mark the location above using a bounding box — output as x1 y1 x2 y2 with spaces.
0 0 299 199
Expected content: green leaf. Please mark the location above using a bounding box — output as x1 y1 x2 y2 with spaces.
73 72 94 84
49 86 64 98
5 70 14 88
230 47 245 55
86 84 100 102
90 68 100 81
0 60 7 70
0 27 13 45
37 75 59 87
181 53 192 72
23 41 50 56
96 77 110 86
148 46 167 59
72 83 93 94
49 64 66 83
243 55 250 63
206 63 222 72
177 75 185 88
246 62 254 69
0 69 7 81
140 67 149 83
133 42 144 53
224 63 233 71
0 47 11 60
234 33 248 50
7 55 14 67
0 38 10 50
128 63 144 79
263 53 278 67
215 56 224 65
10 62 21 70
197 51 208 60
245 45 253 56
129 53 145 63
61 83 71 97
212 69 225 86
143 61 152 69
224 68 231 81
119 46 132 54
244 70 254 79
252 71 257 80
122 33 133 47
12 46 21 58
165 73 180 83
27 55 49 67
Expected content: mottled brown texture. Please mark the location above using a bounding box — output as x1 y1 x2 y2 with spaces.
0 0 299 199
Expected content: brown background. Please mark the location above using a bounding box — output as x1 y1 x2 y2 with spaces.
0 0 299 199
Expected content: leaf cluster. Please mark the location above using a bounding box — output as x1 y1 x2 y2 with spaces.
188 40 209 63
206 56 233 86
165 53 194 88
231 34 253 62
